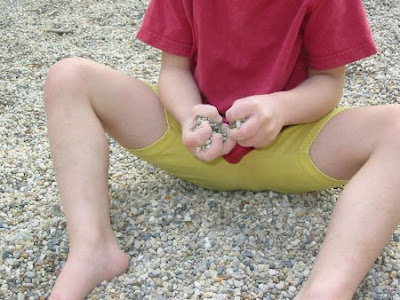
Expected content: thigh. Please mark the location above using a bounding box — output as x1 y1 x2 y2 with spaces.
51 57 167 149
242 108 348 193
310 104 400 180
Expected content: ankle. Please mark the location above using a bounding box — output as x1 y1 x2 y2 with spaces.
64 237 129 283
68 227 117 251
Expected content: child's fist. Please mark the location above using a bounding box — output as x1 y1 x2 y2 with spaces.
181 104 236 161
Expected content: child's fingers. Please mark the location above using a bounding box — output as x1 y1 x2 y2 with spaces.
225 98 253 123
229 117 258 142
220 124 237 155
233 117 280 148
192 104 223 123
237 135 263 148
183 121 212 149
221 136 237 155
195 134 224 162
238 131 277 148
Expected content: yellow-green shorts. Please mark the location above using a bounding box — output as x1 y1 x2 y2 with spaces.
126 90 348 194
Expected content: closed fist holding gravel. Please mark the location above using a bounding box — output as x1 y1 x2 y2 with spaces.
226 94 285 148
181 104 236 162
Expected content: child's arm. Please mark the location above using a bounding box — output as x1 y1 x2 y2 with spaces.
159 52 236 160
226 66 345 148
277 66 345 125
159 52 204 124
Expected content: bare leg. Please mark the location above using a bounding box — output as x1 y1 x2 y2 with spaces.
296 105 400 300
44 57 167 300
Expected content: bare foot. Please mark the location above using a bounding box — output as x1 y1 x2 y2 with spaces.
49 242 129 300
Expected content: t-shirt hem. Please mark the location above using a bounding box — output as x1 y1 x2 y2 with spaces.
137 27 192 57
308 40 378 70
223 146 254 164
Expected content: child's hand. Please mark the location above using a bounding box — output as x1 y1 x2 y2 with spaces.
181 104 236 161
225 94 285 148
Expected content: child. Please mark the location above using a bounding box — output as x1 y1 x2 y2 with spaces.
45 0 400 299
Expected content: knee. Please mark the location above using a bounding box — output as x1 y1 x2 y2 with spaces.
44 57 89 107
45 57 88 87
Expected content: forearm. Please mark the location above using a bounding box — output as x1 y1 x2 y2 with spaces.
158 54 202 125
276 66 345 125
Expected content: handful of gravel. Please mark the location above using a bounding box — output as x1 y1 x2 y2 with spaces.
194 116 246 151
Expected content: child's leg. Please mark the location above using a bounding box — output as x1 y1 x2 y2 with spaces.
296 105 400 300
44 57 167 300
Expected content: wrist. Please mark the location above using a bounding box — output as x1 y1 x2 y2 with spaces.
265 91 291 127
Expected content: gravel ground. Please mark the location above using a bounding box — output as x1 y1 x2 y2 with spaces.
1 0 399 299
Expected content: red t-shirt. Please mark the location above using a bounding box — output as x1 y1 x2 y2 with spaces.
137 0 377 163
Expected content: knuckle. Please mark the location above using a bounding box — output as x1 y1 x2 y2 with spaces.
183 137 195 148
237 127 250 140
193 104 203 111
263 108 273 121
226 112 234 122
230 130 241 141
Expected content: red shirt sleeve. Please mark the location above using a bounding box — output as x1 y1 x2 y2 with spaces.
303 0 378 70
137 0 193 57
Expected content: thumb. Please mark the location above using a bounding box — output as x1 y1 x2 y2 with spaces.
225 98 251 123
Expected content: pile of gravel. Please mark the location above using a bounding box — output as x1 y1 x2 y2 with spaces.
0 0 399 299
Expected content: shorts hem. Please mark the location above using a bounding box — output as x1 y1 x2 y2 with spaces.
303 106 349 190
126 108 171 155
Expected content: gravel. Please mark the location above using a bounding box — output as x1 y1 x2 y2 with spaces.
0 0 399 299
